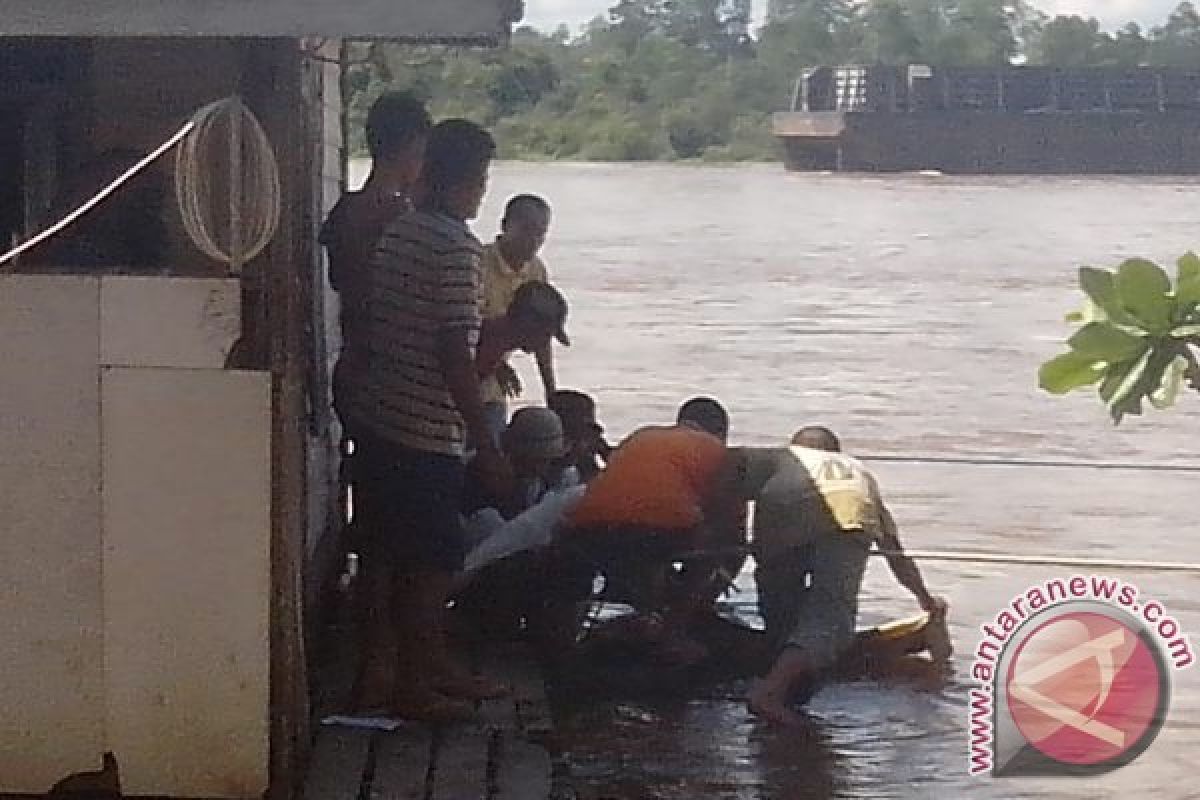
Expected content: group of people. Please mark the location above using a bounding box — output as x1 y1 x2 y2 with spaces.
324 91 947 728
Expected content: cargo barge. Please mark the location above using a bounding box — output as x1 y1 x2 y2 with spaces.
773 65 1200 174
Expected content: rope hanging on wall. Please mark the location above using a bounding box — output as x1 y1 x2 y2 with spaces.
0 95 282 272
175 97 281 273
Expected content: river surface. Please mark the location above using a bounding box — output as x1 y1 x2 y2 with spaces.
358 162 1200 799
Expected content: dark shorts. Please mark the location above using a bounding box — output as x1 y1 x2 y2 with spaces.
755 545 814 650
354 429 467 573
756 534 872 668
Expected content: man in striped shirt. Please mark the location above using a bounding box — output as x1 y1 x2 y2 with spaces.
348 119 511 722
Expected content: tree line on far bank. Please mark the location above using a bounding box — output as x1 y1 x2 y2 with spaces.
345 0 1200 163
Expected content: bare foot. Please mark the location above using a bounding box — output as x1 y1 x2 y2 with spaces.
748 679 808 728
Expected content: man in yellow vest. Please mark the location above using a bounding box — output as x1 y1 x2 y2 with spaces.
746 426 946 727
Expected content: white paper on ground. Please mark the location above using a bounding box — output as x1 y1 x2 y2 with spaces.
319 714 407 732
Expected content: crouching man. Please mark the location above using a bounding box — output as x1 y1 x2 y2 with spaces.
536 397 748 663
747 426 947 727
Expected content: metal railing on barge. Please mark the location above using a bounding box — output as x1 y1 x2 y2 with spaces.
792 65 1200 114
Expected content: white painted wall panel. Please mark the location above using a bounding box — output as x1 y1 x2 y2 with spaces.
100 277 241 369
0 276 105 793
101 367 271 798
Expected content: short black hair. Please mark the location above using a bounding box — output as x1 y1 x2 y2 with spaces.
677 397 729 439
421 119 496 200
503 194 551 222
365 91 431 161
549 389 595 422
509 281 570 345
792 426 841 452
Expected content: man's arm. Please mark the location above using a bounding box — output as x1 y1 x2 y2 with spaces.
437 329 496 451
877 505 943 614
531 260 557 398
534 343 557 399
703 449 751 550
434 239 512 491
689 449 750 601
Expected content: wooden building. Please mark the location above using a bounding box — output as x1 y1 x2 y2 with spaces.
0 2 518 798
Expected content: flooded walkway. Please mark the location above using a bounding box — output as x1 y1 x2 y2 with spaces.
472 164 1200 799
339 161 1200 798
304 645 567 800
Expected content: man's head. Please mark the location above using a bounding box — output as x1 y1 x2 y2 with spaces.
791 426 841 452
419 119 496 220
507 281 570 353
549 389 602 443
677 397 729 441
365 91 431 189
499 194 552 267
503 406 567 478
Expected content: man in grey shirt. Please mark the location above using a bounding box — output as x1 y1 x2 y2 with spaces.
741 427 946 727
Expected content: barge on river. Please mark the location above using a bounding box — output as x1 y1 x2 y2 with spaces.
774 65 1200 174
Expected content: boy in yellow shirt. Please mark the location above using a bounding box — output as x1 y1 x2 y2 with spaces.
479 194 558 441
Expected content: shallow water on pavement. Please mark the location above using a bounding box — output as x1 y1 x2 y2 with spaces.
356 161 1200 799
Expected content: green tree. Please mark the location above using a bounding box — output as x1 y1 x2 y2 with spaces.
914 0 1016 65
859 0 923 64
1027 15 1105 66
1098 22 1149 67
1149 2 1200 67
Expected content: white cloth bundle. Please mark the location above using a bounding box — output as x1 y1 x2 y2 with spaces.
461 484 587 575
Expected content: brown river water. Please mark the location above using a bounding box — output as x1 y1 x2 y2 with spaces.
358 162 1200 799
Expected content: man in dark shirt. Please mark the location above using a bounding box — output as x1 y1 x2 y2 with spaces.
321 91 430 442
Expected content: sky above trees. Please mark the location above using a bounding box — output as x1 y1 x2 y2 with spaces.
523 0 1185 33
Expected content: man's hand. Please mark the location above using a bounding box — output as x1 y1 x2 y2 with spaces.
921 594 949 619
474 443 514 499
497 362 522 399
1186 358 1200 393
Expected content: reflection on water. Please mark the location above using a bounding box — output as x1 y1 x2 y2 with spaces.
353 162 1200 798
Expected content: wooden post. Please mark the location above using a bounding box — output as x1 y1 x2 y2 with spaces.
338 40 353 192
242 38 313 800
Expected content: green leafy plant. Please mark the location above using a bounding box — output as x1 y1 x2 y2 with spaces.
1039 254 1200 423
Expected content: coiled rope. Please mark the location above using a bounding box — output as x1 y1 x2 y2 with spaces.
175 97 280 272
0 96 280 272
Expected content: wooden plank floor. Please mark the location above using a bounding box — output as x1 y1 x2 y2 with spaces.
301 645 564 800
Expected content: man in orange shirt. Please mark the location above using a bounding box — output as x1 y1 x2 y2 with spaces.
544 398 749 650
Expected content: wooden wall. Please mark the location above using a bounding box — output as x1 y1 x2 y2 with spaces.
0 276 270 797
240 39 319 800
0 36 350 799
